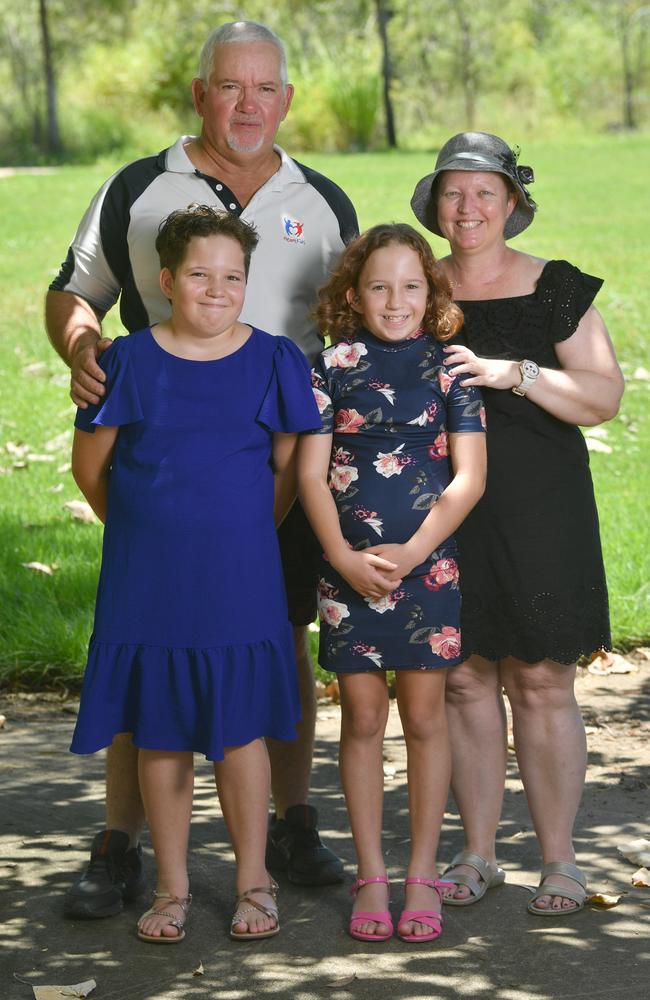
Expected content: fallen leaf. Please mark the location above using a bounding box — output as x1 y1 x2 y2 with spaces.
192 962 204 977
631 867 650 888
588 650 637 675
63 500 97 524
6 441 29 457
57 462 72 474
26 453 55 463
585 438 612 454
587 892 625 908
325 680 340 704
22 361 48 377
45 430 72 452
583 426 609 439
33 981 96 999
21 562 57 576
326 974 357 988
48 483 64 493
632 366 650 380
617 838 650 867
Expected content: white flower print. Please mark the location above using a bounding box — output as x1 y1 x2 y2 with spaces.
312 387 331 414
373 443 412 478
323 341 368 370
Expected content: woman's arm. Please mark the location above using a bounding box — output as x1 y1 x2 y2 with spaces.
366 432 487 578
298 433 400 598
443 306 624 426
71 426 118 523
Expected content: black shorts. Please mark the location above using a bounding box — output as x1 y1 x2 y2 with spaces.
278 500 320 626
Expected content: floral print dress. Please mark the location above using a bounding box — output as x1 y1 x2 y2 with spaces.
309 327 486 672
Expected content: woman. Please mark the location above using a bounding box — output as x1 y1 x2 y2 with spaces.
410 132 624 915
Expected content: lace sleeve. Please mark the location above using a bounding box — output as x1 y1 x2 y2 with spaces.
537 260 604 345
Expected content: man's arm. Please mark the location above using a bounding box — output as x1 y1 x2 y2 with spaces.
45 289 112 407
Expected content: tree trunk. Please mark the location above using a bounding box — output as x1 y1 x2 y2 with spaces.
375 0 398 148
451 0 477 129
39 0 63 155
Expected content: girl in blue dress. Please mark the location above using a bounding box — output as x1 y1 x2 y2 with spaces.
70 206 321 943
299 224 487 944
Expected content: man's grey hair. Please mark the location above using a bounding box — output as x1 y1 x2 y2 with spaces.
198 21 289 89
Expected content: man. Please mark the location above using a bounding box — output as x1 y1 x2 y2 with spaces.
46 20 358 919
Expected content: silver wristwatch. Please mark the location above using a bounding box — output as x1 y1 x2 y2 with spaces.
512 359 540 397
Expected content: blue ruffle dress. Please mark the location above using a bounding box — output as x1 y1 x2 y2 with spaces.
70 327 321 760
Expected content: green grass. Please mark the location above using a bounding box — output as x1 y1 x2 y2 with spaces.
0 133 648 688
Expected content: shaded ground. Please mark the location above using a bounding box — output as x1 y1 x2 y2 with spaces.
0 656 648 1000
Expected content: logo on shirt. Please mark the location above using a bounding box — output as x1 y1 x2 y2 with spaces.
282 217 305 244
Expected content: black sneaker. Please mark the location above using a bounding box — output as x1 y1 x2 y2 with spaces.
265 805 344 886
63 829 146 919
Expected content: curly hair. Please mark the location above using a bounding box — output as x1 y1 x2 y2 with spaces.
315 223 463 343
155 204 259 277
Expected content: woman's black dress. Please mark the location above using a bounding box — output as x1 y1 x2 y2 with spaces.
455 259 612 665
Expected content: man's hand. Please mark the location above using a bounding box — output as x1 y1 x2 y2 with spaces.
71 338 113 407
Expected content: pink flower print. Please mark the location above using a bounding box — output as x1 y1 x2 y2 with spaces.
352 643 383 668
323 341 368 370
479 405 487 430
317 577 350 629
437 369 455 394
353 506 384 537
312 387 331 414
328 447 359 493
428 431 449 460
368 380 395 406
429 625 461 660
423 557 459 592
335 407 365 433
373 443 412 478
407 400 438 426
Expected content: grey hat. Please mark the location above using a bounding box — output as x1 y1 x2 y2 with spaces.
410 131 537 240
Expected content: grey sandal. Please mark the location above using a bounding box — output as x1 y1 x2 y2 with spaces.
137 890 192 943
442 850 506 906
527 861 587 916
230 877 280 940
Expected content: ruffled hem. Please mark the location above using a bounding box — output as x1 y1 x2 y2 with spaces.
70 630 301 761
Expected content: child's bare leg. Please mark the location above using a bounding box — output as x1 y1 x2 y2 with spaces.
215 738 276 936
339 672 390 936
106 733 145 844
138 750 193 939
396 669 450 937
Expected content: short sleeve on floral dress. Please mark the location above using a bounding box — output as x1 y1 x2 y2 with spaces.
71 328 321 761
309 328 486 672
454 260 612 664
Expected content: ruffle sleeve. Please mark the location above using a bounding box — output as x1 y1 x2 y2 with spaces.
537 260 604 345
256 336 322 433
445 375 487 435
74 336 144 433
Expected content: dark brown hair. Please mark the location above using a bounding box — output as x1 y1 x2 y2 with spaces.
155 204 259 276
316 223 463 343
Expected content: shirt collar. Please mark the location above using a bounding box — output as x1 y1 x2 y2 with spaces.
164 136 305 190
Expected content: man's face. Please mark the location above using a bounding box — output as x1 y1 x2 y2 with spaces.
192 42 294 157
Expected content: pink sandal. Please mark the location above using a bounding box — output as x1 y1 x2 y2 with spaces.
397 877 454 943
349 876 393 942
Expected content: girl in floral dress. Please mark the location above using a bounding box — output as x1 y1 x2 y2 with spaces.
298 224 487 944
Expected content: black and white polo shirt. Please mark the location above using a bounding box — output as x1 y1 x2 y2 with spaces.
50 137 358 363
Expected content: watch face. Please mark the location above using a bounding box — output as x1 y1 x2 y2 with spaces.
522 360 539 378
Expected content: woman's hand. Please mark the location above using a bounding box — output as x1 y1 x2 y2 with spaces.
332 548 402 599
443 344 519 390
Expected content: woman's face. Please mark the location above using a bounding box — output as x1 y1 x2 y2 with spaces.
436 171 516 253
